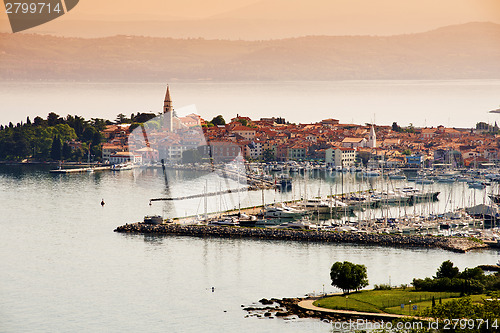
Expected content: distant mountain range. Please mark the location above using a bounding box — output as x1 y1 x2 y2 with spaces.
2 0 499 39
1 22 499 81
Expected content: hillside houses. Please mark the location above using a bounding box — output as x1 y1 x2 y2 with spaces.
98 88 500 167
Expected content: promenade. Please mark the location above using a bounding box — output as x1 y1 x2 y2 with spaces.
298 299 410 320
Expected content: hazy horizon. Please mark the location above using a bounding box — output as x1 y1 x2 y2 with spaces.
1 0 500 39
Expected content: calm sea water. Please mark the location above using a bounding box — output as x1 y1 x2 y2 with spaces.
1 80 500 128
1 165 499 333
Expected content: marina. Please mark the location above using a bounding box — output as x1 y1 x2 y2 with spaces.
94 160 500 252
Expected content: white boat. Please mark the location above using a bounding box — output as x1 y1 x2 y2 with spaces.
468 182 486 189
274 221 311 230
208 217 239 226
112 163 134 171
415 178 434 184
388 172 406 180
363 170 381 177
143 215 164 224
299 198 349 213
264 204 307 218
436 176 456 183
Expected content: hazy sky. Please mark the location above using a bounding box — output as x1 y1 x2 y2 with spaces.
61 0 260 20
1 0 500 38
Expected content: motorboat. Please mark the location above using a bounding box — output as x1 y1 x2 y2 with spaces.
363 170 381 177
208 217 239 226
112 163 134 171
274 221 311 230
264 204 306 218
143 215 164 224
276 174 292 191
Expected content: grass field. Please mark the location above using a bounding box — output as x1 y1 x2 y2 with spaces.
313 288 463 315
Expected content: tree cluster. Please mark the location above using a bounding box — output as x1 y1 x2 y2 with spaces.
0 112 111 162
413 260 500 295
210 115 226 126
423 296 500 333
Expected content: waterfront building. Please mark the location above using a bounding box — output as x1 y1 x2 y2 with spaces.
287 144 307 160
102 143 127 162
405 155 423 168
135 147 159 163
325 147 356 167
245 141 263 160
109 151 142 164
206 140 242 163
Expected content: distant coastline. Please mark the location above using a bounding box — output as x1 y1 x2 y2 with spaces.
2 22 499 81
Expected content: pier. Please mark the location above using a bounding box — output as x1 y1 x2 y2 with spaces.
114 223 488 253
49 166 112 173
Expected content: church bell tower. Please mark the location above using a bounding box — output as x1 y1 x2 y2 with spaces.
163 84 173 131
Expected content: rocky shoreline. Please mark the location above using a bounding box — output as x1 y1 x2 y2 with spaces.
114 223 488 253
243 297 399 322
242 297 321 321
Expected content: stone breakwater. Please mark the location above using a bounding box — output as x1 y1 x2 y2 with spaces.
114 223 488 253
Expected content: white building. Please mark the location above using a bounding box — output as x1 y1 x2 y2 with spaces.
109 151 142 164
246 142 262 160
325 148 357 168
342 137 367 148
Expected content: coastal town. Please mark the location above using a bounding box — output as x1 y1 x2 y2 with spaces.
98 86 500 169
1 85 498 170
75 86 500 254
3 86 500 247
4 1 500 332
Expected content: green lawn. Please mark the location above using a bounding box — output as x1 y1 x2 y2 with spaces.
384 294 485 315
314 296 383 313
313 288 463 315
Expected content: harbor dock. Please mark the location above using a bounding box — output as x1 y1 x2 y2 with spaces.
50 166 112 173
114 222 488 253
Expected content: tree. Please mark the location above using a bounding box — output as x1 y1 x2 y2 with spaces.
115 113 129 124
330 261 368 294
211 115 226 126
33 116 44 126
62 141 71 160
237 118 248 126
50 135 62 160
132 112 156 123
405 123 415 133
391 122 401 132
435 260 460 279
47 112 61 126
357 151 372 166
263 149 275 162
12 130 30 159
402 149 412 155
